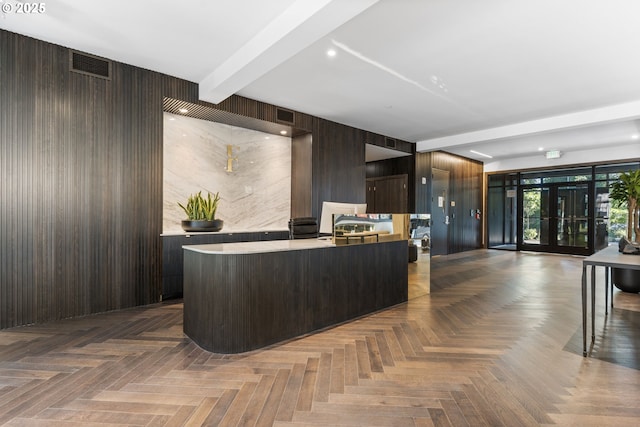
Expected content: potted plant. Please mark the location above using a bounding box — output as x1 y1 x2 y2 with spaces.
178 191 223 232
609 170 640 292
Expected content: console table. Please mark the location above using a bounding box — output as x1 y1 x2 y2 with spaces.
581 245 640 356
183 239 408 353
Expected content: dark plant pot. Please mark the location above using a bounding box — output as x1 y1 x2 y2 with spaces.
181 219 224 232
612 267 640 293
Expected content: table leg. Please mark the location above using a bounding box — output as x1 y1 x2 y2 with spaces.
591 265 596 347
609 267 614 309
605 265 609 315
582 263 587 357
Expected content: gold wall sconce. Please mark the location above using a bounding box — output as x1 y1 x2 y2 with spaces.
226 144 238 172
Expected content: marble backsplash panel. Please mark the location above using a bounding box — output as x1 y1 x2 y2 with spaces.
163 112 291 233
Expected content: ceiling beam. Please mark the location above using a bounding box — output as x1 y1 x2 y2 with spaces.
199 0 379 104
416 100 640 152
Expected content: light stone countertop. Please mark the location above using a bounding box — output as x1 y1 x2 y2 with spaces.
161 229 287 237
183 238 335 255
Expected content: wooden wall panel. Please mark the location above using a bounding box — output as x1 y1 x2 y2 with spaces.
431 151 483 253
291 133 313 218
414 152 433 214
364 131 413 154
213 94 314 132
362 149 482 252
311 119 366 217
0 29 483 330
0 30 198 329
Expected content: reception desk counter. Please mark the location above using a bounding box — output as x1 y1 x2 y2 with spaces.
183 239 408 353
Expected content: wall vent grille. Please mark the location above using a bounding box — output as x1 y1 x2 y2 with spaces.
385 137 397 148
276 108 295 124
70 51 111 80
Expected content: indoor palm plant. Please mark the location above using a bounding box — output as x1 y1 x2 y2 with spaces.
609 170 640 242
178 191 223 232
609 169 640 292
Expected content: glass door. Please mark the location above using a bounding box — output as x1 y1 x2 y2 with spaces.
519 183 592 255
556 185 590 250
520 186 550 248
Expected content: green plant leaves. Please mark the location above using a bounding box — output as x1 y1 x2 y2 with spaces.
178 191 220 220
610 170 640 241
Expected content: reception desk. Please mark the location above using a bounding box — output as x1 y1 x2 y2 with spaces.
183 239 408 353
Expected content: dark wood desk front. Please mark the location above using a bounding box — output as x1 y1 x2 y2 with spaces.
183 239 408 353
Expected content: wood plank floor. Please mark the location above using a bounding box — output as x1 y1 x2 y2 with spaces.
1 249 639 426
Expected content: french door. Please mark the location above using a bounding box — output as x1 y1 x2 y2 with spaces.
518 183 592 255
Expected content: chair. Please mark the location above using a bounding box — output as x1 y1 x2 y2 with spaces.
288 217 319 239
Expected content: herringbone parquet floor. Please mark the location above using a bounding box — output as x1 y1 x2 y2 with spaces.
1 249 639 426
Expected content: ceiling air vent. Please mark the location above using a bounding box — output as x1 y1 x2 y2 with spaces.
70 51 111 80
385 137 396 148
276 108 295 124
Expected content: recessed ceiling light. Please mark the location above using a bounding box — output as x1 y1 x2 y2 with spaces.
280 130 287 135
327 49 337 57
470 149 493 159
178 108 188 113
538 147 544 151
168 117 175 121
632 134 639 140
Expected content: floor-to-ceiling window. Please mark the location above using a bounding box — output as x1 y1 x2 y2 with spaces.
594 163 640 244
487 173 517 250
487 162 640 255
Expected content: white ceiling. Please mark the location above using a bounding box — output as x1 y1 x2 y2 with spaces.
2 0 640 166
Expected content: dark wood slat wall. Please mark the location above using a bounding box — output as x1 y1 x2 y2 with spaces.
291 133 313 218
368 150 482 251
412 151 483 252
364 131 413 154
311 119 367 217
0 30 198 329
1 29 483 330
212 94 314 132
414 151 433 213
431 151 484 252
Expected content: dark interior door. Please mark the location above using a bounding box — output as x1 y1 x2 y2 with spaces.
430 168 450 255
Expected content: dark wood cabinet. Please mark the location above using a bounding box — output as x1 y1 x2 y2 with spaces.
366 174 408 213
